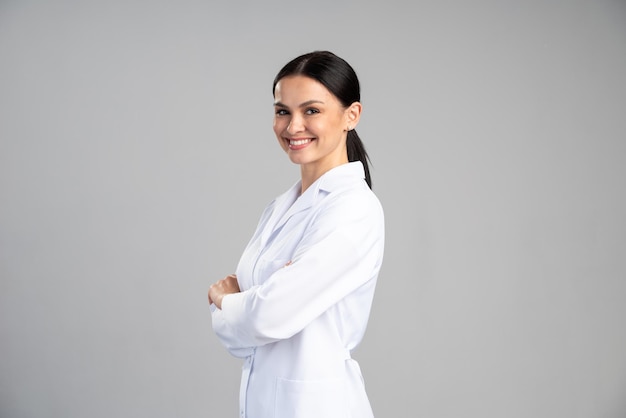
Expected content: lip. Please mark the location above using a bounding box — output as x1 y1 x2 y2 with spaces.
286 137 315 150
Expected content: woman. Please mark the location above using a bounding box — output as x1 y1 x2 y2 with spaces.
209 51 384 418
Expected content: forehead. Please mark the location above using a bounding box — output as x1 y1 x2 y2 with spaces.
274 75 336 104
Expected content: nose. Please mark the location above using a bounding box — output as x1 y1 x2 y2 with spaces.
286 115 304 134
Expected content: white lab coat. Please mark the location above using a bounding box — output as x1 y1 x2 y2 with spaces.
211 161 384 418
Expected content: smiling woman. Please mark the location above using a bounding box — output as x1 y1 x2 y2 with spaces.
273 75 362 193
208 51 384 418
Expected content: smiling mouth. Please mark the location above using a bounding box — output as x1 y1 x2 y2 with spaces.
287 138 314 149
290 138 312 146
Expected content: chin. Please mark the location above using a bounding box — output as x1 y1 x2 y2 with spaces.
287 156 306 165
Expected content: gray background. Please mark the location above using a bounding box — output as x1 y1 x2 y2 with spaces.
1 0 625 417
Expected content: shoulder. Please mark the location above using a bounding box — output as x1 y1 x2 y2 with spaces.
337 183 383 217
315 181 384 228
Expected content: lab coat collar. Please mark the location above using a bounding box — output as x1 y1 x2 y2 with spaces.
292 161 364 209
316 161 365 193
275 162 365 232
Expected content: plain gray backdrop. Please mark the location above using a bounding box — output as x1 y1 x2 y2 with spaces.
1 1 625 417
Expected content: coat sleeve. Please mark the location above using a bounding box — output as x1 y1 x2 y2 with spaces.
212 191 384 350
210 303 255 358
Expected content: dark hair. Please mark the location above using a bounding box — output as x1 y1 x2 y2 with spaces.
272 51 372 189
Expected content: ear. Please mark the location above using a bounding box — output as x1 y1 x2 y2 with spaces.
345 101 362 131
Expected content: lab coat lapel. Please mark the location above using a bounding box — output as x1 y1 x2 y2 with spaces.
263 182 318 245
259 162 364 248
259 181 312 247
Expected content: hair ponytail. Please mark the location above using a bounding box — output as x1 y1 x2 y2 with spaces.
347 129 372 189
274 51 374 189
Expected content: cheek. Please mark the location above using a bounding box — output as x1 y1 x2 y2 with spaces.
276 134 286 147
273 118 285 136
273 122 287 149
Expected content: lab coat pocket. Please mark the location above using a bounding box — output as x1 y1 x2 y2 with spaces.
275 376 348 418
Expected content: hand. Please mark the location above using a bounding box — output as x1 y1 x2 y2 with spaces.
208 274 240 309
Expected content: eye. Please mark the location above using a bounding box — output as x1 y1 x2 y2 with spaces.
275 108 289 116
305 108 320 115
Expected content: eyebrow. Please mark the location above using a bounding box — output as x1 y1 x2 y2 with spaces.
273 100 325 108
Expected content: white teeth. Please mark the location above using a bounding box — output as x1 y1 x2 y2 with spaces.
290 138 311 146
